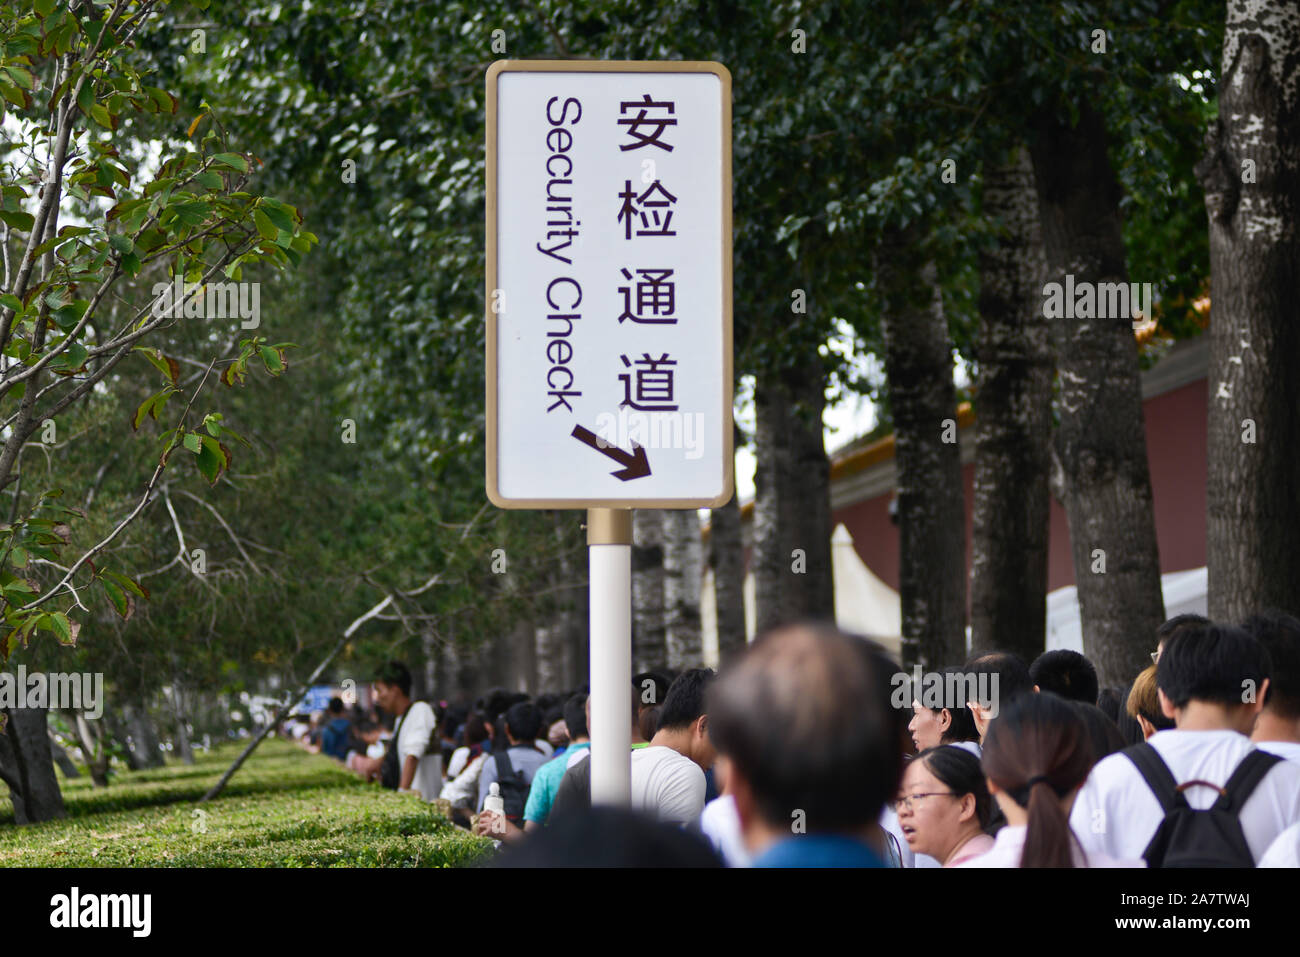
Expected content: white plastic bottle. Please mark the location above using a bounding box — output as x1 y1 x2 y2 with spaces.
484 782 505 816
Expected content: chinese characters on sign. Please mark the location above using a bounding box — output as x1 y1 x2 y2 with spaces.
615 95 680 412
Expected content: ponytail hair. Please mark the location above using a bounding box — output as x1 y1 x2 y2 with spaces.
981 692 1093 868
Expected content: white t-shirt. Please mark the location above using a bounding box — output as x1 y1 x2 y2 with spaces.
630 746 706 824
1259 821 1300 867
1256 740 1300 766
956 825 1144 868
396 701 442 802
700 794 751 867
1069 729 1300 863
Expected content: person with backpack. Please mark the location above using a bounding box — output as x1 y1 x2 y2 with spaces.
473 701 548 832
373 661 443 802
319 697 353 762
1069 622 1300 867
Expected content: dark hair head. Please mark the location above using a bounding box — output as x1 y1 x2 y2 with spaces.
1072 701 1126 767
328 697 345 715
708 621 907 833
1156 622 1271 710
638 704 662 741
504 701 543 743
915 746 991 829
1157 613 1210 645
1241 610 1300 720
493 806 722 867
1096 687 1123 724
563 693 589 740
981 692 1093 868
657 668 715 731
934 666 980 743
1030 650 1099 705
463 712 489 747
964 651 1034 704
1099 685 1144 746
375 661 412 697
634 671 672 708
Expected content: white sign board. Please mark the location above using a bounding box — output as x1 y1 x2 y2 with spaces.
486 61 733 508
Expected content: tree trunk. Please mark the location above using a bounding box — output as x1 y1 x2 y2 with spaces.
48 732 81 778
536 510 580 692
0 707 66 823
709 468 748 661
877 249 968 669
167 685 195 765
632 509 667 671
124 700 167 769
1196 4 1300 622
75 712 111 788
663 509 704 669
752 359 835 634
970 145 1054 661
1029 100 1166 686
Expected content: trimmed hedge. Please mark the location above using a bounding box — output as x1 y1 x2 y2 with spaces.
0 738 494 867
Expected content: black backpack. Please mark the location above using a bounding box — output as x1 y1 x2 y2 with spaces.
380 711 408 791
1124 742 1281 867
491 750 532 825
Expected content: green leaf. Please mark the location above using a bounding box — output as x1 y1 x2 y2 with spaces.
259 202 296 232
195 439 224 484
10 546 27 568
183 431 202 454
259 345 285 374
211 152 249 172
135 346 180 385
0 210 33 231
100 578 131 619
89 103 116 130
51 342 88 375
103 569 149 601
252 209 277 240
49 611 73 645
34 0 56 16
76 79 94 115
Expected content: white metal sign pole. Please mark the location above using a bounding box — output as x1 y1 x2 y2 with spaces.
587 507 632 806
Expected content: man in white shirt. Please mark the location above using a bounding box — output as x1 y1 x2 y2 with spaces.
1070 623 1300 864
1244 610 1300 765
373 661 442 802
550 669 715 826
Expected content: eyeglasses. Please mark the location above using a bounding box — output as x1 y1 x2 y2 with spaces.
894 792 957 814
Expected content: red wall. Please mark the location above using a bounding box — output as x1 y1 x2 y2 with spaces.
832 378 1209 595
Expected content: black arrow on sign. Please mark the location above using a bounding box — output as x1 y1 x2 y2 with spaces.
571 425 652 481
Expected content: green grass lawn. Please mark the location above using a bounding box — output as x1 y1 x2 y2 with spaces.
0 738 495 867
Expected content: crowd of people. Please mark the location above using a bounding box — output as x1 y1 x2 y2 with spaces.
288 608 1300 867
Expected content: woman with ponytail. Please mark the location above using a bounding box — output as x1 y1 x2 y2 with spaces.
956 692 1144 868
